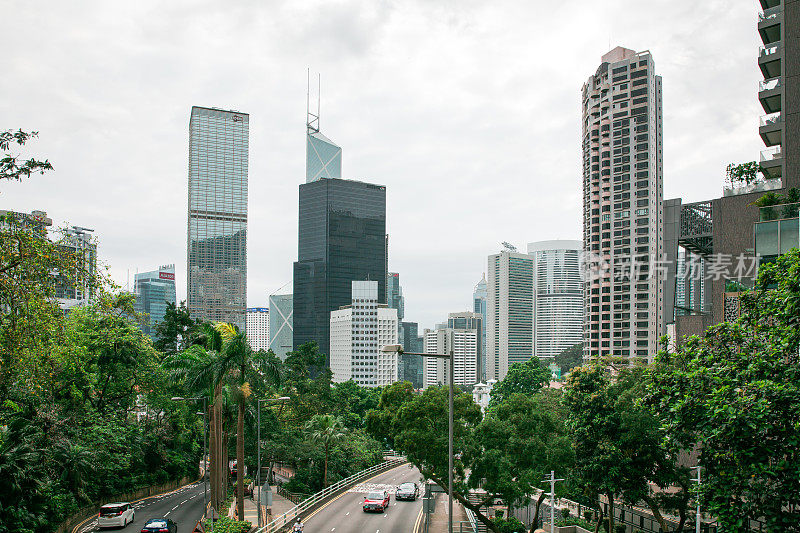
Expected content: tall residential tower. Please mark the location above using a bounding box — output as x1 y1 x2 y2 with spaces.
581 47 664 361
187 106 249 329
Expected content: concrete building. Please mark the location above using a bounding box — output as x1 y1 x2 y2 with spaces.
134 265 177 341
486 250 534 381
664 0 799 338
55 226 97 311
187 106 249 329
582 47 664 361
423 312 481 388
245 307 270 352
269 291 293 360
329 281 398 387
0 209 52 235
528 241 584 363
472 380 498 413
472 274 488 379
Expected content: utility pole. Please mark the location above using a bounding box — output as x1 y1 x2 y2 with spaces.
692 466 702 533
541 471 564 533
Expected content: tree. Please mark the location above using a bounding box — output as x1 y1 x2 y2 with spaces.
644 250 800 531
471 389 574 532
305 414 346 487
392 386 500 532
153 301 200 357
365 380 414 448
554 343 583 376
0 129 52 183
489 357 551 406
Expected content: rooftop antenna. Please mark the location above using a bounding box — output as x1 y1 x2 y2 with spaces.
306 69 320 134
501 242 518 253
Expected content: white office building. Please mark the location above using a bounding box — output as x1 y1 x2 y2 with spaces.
423 312 481 388
528 240 584 363
486 250 535 381
330 281 398 387
245 307 270 352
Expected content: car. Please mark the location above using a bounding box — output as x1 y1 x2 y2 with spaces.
98 502 135 529
140 517 177 533
362 490 390 512
395 482 419 501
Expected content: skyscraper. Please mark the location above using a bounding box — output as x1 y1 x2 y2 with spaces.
245 307 270 351
134 265 177 341
55 226 96 311
399 321 424 389
528 241 583 363
486 250 534 381
187 106 249 329
387 272 404 322
582 47 664 361
306 130 342 183
423 312 481 388
268 291 294 360
472 274 487 379
329 281 398 387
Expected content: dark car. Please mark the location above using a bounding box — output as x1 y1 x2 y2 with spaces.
362 491 390 512
395 482 419 501
141 517 177 533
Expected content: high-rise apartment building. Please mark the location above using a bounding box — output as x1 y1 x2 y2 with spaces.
269 291 293 360
294 102 387 362
329 281 398 387
486 250 534 381
246 307 270 352
423 311 481 388
528 241 584 362
399 321 424 389
472 274 487 378
134 265 177 341
56 226 97 311
187 106 249 330
582 47 664 361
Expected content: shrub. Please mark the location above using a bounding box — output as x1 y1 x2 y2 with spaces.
561 507 571 520
210 516 251 533
615 525 626 533
584 510 594 522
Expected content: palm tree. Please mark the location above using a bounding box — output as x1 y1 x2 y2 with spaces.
305 414 346 488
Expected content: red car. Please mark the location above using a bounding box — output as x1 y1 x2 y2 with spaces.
362 491 390 512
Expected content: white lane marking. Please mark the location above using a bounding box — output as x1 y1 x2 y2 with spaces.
331 529 336 531
165 511 171 516
181 499 188 504
171 505 179 511
345 512 350 516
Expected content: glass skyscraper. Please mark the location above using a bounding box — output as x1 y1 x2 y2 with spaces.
187 106 248 329
306 131 342 182
134 265 177 341
269 291 294 360
293 178 387 362
472 274 487 379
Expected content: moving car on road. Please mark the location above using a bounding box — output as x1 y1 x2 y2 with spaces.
362 491 390 512
395 482 419 501
140 517 177 533
98 502 134 528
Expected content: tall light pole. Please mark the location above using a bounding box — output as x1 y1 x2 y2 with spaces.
541 471 563 533
172 396 208 518
382 344 454 533
692 466 702 533
256 397 290 528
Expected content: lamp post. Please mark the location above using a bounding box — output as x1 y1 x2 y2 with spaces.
256 397 290 528
172 396 208 518
382 344 454 533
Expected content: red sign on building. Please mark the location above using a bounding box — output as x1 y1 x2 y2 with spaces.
159 272 175 280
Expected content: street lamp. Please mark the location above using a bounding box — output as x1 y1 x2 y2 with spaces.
382 344 454 533
256 396 291 528
172 396 209 518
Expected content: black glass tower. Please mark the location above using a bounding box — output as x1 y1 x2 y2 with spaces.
293 178 387 362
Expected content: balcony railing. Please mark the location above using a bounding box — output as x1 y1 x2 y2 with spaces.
760 112 783 127
759 202 800 222
758 5 782 22
760 146 782 162
759 77 782 92
759 43 781 58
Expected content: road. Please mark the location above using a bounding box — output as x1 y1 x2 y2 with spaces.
75 480 206 533
304 464 424 533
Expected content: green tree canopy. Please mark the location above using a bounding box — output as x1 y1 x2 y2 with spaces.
489 357 551 407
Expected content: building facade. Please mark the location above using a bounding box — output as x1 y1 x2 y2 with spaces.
293 178 387 362
399 321 424 389
582 47 664 361
423 315 481 388
245 307 270 352
269 292 293 360
528 241 584 362
134 265 177 341
472 274 487 379
329 281 398 387
55 226 97 311
486 250 534 381
187 106 249 330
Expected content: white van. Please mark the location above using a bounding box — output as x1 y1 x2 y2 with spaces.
98 502 135 528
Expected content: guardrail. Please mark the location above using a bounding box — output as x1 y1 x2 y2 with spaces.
254 458 405 532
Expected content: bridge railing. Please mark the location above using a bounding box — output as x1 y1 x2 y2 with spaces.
254 458 406 533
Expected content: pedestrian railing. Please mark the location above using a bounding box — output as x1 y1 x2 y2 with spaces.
254 458 406 533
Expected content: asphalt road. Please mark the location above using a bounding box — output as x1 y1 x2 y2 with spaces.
304 464 424 533
76 480 207 533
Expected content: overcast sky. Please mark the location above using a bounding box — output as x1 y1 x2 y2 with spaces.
2 0 763 330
